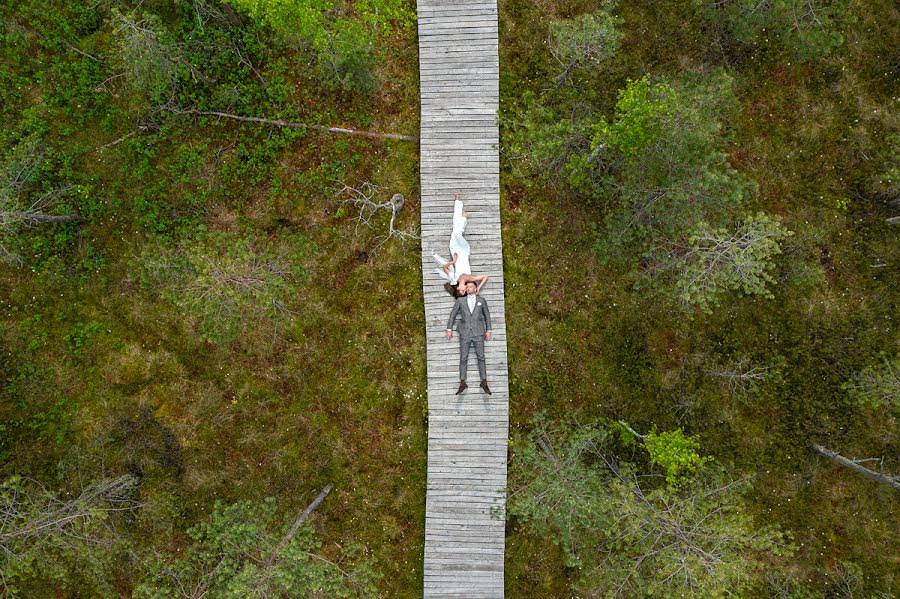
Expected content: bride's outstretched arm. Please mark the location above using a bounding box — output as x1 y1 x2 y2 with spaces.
475 274 489 292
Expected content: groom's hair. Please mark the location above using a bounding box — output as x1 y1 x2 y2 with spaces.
444 283 461 298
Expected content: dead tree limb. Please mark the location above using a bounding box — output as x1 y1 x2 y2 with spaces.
703 356 771 393
18 213 78 224
179 109 417 142
334 180 419 253
812 444 900 491
0 474 141 557
93 127 149 152
617 420 646 440
1 170 80 265
265 482 333 569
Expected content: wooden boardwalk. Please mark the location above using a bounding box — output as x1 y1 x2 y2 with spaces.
417 0 507 597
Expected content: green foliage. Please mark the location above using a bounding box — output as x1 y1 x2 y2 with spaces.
844 354 899 415
512 70 752 253
548 5 621 84
227 0 414 91
110 9 182 105
676 212 793 312
591 76 676 157
64 320 105 359
137 497 379 598
695 0 851 61
0 0 424 596
509 420 790 596
596 71 757 267
138 231 312 344
583 473 790 597
642 427 711 485
0 130 86 267
0 474 139 596
507 92 588 189
228 0 414 44
501 0 899 594
507 415 609 559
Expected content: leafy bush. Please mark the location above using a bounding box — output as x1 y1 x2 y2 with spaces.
137 497 379 598
675 212 793 312
642 427 711 485
138 231 312 343
591 76 676 158
227 0 414 92
694 0 851 60
509 418 790 596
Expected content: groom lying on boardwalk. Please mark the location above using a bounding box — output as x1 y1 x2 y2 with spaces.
446 281 492 395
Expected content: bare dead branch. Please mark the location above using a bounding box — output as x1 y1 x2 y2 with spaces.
178 109 417 142
265 483 333 569
93 127 149 152
812 444 900 491
334 180 419 253
0 474 141 561
703 356 771 393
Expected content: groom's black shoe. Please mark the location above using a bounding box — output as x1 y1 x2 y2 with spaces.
480 380 492 395
456 381 467 395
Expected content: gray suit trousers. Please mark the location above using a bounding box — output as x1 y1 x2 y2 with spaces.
460 335 486 382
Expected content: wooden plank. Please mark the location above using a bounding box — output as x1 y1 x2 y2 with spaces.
417 4 496 12
418 78 500 86
417 4 496 13
418 48 499 58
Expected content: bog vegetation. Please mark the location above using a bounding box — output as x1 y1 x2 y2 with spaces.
0 0 896 595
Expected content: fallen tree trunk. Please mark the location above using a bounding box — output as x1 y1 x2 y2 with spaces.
812 444 900 491
266 482 334 568
179 110 418 142
24 213 79 224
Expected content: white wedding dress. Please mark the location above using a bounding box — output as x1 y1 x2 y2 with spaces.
434 199 470 285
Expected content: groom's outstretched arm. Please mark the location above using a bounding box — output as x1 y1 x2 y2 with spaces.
482 296 492 336
446 298 461 337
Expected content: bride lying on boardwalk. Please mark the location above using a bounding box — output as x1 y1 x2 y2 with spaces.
434 193 489 298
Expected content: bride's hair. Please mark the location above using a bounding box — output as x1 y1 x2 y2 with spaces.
444 283 462 298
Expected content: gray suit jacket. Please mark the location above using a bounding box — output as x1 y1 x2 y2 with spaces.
447 295 491 338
